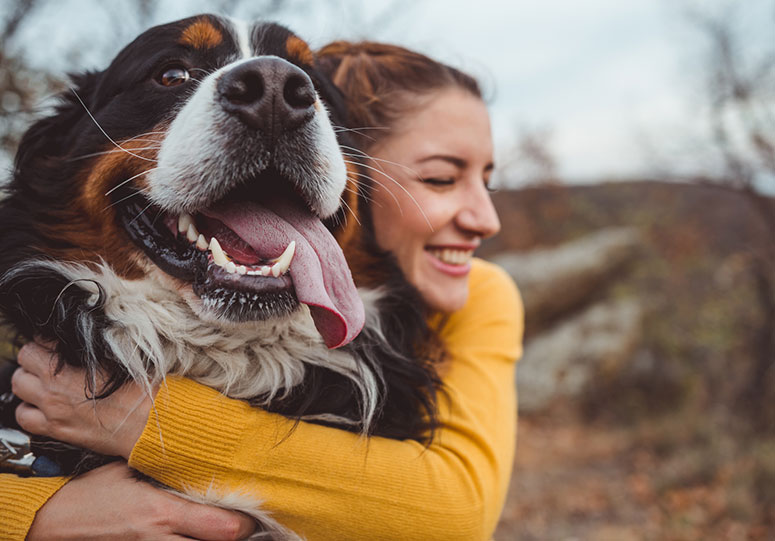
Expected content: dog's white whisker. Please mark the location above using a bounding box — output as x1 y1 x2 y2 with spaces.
127 201 155 225
344 160 433 230
341 147 422 178
105 167 160 197
70 88 158 163
339 197 361 227
104 187 151 211
69 147 161 162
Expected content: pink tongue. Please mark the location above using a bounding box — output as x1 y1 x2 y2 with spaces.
202 199 364 349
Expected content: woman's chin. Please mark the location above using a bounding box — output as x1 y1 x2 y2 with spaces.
416 256 471 312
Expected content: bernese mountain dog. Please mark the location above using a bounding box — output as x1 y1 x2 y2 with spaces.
0 14 440 538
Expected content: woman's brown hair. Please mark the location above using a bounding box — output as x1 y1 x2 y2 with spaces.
316 41 482 150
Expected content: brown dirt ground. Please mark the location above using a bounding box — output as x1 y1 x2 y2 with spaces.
494 403 773 541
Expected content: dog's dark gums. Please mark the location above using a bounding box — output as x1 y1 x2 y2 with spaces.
0 15 443 497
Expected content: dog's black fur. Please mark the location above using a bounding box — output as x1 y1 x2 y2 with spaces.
0 15 442 477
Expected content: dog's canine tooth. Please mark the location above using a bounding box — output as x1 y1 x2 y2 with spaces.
270 241 295 277
209 237 228 266
196 234 208 251
186 223 199 243
178 213 194 234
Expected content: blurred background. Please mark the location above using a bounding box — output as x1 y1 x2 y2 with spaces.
1 0 773 538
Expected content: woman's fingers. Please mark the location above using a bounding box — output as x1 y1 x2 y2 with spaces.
11 366 44 405
28 462 258 540
16 341 56 376
172 502 257 540
14 400 49 435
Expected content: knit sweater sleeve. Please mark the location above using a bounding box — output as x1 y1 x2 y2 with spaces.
129 259 523 541
0 475 69 541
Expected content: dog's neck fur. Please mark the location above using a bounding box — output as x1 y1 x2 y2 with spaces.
6 259 380 427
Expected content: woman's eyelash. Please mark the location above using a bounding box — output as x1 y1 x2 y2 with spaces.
421 178 455 186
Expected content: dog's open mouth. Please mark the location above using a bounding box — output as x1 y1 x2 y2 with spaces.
115 169 363 348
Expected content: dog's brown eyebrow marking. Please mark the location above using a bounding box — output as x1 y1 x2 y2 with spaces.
285 35 314 65
180 19 223 49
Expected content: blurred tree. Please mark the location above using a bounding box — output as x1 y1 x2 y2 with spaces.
0 0 415 176
686 1 775 431
495 124 559 187
0 0 62 168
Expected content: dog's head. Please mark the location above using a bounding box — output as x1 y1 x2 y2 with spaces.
6 15 363 348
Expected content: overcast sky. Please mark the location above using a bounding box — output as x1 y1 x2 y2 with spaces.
8 0 774 185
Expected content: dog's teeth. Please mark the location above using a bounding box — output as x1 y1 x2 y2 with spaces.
260 266 271 276
225 261 237 274
209 237 228 266
186 223 199 243
178 213 194 234
196 234 208 251
269 241 295 277
236 265 247 275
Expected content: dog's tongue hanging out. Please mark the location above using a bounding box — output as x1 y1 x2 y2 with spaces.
202 198 364 349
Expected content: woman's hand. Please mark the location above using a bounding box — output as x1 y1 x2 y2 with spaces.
27 462 257 540
11 341 151 458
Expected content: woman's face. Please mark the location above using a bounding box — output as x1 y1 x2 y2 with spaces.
367 88 500 313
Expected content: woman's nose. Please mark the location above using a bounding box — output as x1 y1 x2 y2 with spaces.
456 182 501 239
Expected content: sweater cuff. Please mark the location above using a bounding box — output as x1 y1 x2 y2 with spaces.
129 377 248 491
0 475 70 541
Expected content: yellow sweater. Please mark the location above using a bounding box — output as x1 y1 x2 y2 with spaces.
0 259 523 540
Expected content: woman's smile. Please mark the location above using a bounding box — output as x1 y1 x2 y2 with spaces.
368 88 500 312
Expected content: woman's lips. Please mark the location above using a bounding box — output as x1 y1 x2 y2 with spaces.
425 246 475 276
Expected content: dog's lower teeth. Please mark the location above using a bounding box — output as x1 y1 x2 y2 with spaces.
196 234 208 250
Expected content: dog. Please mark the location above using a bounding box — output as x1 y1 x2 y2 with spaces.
0 14 442 538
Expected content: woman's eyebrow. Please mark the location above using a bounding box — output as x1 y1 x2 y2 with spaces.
417 155 466 168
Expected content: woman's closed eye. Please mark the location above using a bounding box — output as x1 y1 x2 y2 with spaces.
421 177 455 186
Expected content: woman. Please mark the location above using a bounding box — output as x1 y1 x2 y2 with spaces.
1 42 523 540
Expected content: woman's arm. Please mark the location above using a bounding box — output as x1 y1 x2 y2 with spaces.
0 465 257 541
8 259 522 540
0 474 69 541
131 260 523 540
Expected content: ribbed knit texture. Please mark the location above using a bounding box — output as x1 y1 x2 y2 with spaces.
2 259 523 540
0 475 69 540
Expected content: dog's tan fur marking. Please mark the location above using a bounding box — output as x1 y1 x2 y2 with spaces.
180 19 223 49
285 35 314 66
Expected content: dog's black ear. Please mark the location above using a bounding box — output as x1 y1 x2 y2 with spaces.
14 71 100 179
309 62 347 128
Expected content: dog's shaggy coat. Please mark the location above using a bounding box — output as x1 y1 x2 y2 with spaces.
0 15 441 539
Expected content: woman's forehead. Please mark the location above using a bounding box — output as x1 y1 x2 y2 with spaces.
387 90 493 165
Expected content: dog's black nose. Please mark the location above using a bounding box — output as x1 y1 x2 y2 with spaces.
217 57 316 135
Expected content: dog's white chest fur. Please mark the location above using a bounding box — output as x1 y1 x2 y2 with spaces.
24 260 376 411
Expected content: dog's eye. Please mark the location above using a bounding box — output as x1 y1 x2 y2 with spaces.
157 66 190 87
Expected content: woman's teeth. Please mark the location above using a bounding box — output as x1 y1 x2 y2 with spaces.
177 213 295 277
428 248 473 266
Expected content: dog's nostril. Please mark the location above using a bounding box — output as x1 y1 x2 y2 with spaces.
284 74 315 109
223 72 264 105
218 57 316 135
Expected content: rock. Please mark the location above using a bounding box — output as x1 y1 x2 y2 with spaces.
517 297 643 412
492 227 642 336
